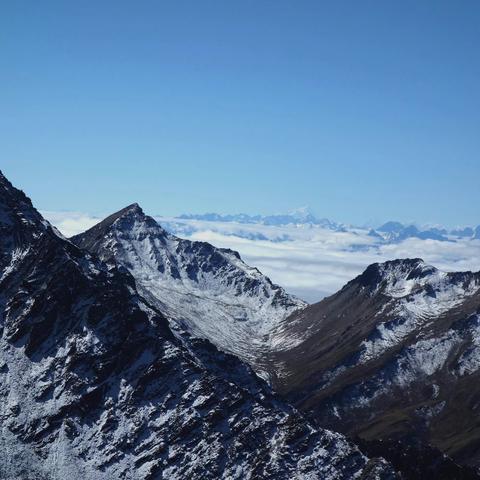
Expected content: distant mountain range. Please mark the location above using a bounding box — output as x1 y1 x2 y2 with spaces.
169 209 480 243
179 206 341 229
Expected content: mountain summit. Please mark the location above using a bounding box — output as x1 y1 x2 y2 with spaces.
265 258 480 468
72 204 306 376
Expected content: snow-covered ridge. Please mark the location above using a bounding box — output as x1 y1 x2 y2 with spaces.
266 255 480 467
357 259 480 364
358 258 479 301
43 209 480 304
72 204 306 375
0 170 396 479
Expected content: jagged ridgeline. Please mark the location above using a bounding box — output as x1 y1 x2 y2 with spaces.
71 202 306 380
70 186 480 477
0 170 395 479
266 259 480 471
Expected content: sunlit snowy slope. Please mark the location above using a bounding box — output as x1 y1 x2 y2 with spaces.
267 258 480 468
72 204 306 376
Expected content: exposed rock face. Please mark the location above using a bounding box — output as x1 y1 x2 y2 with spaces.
0 171 396 479
71 204 306 376
267 258 480 468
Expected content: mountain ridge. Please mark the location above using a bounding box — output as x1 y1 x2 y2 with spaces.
264 257 480 468
0 171 396 479
70 202 480 476
72 204 306 377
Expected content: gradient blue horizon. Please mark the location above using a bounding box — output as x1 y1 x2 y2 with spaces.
1 1 479 227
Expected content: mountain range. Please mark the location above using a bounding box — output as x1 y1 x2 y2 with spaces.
72 203 480 476
0 172 399 479
178 207 340 230
166 209 480 243
2 170 480 478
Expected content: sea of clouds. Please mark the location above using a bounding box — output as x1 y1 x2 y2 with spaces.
43 211 480 303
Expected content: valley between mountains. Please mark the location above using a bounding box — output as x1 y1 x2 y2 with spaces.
1 170 480 479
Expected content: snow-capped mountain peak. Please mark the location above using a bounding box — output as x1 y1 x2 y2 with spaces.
72 205 306 375
286 205 316 221
265 258 480 469
358 258 437 296
357 258 479 308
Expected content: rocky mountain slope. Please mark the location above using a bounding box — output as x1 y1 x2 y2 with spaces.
72 204 305 375
266 258 480 468
0 171 398 479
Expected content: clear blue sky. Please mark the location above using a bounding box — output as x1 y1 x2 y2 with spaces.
1 1 479 227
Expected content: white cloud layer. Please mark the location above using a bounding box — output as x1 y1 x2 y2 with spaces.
41 211 101 238
156 218 480 303
43 211 480 304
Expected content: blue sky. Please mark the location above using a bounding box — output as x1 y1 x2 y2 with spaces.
1 1 479 227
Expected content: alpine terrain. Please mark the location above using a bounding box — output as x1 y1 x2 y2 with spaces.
0 170 398 479
72 204 306 376
266 259 480 469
